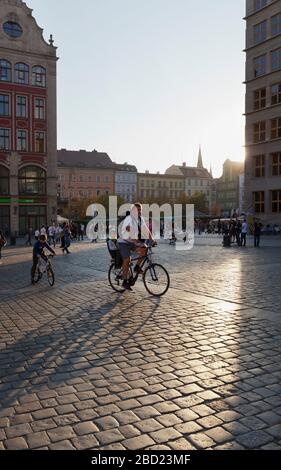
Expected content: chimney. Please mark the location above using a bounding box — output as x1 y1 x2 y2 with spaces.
183 162 186 167
145 170 149 174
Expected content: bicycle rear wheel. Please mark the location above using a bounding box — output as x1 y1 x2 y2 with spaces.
108 264 125 293
143 263 170 297
47 266 55 286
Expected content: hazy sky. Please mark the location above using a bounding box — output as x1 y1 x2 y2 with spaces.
27 0 245 177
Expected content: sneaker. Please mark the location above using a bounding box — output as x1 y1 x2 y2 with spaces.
122 280 133 291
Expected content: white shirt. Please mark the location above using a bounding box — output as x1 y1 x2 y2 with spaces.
40 227 47 235
119 215 150 242
242 222 248 234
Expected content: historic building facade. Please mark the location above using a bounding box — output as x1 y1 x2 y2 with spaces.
245 0 281 223
216 159 244 217
137 171 185 202
115 163 137 203
165 148 213 210
0 0 58 235
57 149 116 208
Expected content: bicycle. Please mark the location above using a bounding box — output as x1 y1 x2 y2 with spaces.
34 254 55 286
108 242 170 297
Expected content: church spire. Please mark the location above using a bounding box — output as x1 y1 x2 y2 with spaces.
209 164 213 177
197 145 203 168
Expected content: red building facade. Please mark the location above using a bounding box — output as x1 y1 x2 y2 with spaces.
0 0 57 235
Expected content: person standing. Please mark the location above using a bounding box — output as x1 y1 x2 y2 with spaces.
241 219 248 247
62 224 71 254
25 227 32 246
48 223 56 248
254 221 261 248
80 223 85 241
0 229 7 263
236 220 242 246
34 229 40 241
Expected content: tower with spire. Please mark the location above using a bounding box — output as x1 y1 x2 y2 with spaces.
197 145 204 169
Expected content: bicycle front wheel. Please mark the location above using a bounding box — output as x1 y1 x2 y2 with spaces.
108 264 125 293
47 266 55 286
143 263 170 297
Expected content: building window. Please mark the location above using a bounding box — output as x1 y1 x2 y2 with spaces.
271 13 281 36
272 190 281 212
253 55 266 77
16 96 27 118
0 128 10 150
254 191 265 213
14 63 29 84
253 121 266 142
0 165 9 195
254 88 266 110
254 0 267 12
0 94 9 116
271 117 281 139
3 21 23 38
254 20 267 44
96 176 100 183
271 152 281 176
35 132 45 153
0 60 12 82
34 98 45 119
32 66 46 87
271 83 281 105
271 48 281 71
19 166 46 195
254 155 265 177
17 130 27 152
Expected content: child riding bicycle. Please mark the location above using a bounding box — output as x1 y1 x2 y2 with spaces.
31 234 56 284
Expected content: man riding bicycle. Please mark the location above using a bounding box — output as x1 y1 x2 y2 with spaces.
31 234 56 284
118 203 156 291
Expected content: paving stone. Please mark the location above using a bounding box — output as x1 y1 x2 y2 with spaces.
26 431 51 449
95 429 124 446
168 438 197 450
118 425 141 439
73 421 99 436
6 423 32 439
71 434 99 450
122 434 155 450
5 437 28 450
156 414 182 427
197 416 223 429
205 427 233 444
175 421 202 435
237 430 272 448
95 416 119 431
188 432 216 449
149 427 182 444
113 410 140 425
133 406 161 419
135 419 163 433
49 440 76 450
47 426 76 443
258 411 281 426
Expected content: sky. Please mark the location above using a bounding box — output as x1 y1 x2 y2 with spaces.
27 0 246 178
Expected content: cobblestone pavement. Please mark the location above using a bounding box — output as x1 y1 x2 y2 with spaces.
0 241 281 450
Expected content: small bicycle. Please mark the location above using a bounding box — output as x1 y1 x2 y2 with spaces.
108 242 170 297
34 254 55 286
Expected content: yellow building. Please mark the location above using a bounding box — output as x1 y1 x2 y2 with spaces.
138 172 185 202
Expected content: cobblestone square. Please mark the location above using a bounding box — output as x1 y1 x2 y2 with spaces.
1 239 281 450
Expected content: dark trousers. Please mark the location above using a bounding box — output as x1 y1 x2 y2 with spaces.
254 235 260 247
31 254 47 279
241 233 247 246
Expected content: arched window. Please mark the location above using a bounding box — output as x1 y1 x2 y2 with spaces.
19 166 46 195
0 165 9 195
15 63 29 84
0 60 12 82
32 66 46 87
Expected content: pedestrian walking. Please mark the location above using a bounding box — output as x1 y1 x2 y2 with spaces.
241 219 248 247
254 221 262 248
34 229 40 241
0 229 7 264
62 224 71 254
48 223 56 247
25 227 32 246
